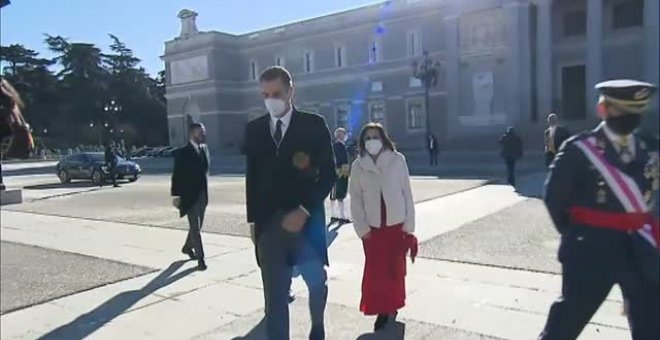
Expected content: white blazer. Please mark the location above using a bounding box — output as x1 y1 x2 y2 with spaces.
349 150 415 238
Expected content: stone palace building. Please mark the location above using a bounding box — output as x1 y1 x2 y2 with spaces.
162 0 659 154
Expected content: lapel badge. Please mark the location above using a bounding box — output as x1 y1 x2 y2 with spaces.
597 188 607 204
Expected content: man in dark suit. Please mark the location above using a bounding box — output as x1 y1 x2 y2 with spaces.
330 127 350 224
544 113 571 167
171 123 210 271
538 80 659 340
244 66 336 340
498 126 523 187
427 133 439 166
103 141 120 188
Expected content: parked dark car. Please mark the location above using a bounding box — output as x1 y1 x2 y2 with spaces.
56 152 142 184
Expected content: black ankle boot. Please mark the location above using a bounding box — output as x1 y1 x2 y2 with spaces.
373 314 388 331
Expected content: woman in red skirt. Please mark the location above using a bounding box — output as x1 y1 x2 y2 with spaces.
349 123 416 332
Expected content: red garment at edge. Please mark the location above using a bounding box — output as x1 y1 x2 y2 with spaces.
360 195 413 315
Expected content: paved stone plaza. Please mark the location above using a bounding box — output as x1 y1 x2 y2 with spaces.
0 172 631 339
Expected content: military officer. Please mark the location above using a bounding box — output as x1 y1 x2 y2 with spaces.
538 79 660 340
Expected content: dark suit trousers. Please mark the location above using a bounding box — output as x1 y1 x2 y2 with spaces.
184 192 207 259
257 215 328 340
505 159 516 186
539 248 660 340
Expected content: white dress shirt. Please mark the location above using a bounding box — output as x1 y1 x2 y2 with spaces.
269 108 293 141
601 122 635 158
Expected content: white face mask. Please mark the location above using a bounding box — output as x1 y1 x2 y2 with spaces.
365 139 383 155
265 98 287 117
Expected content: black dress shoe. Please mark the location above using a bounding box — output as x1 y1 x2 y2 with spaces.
181 247 196 260
197 259 207 271
374 314 389 332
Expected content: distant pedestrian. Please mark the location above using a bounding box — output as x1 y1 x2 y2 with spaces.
103 141 120 188
171 123 209 271
330 127 350 224
427 133 439 166
544 113 570 167
349 122 417 332
498 127 523 187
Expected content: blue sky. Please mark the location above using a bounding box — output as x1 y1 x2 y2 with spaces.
1 0 382 76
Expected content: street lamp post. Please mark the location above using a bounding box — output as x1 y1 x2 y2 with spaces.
412 51 443 139
103 100 122 142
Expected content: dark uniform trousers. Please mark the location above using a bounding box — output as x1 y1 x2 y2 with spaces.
539 233 660 340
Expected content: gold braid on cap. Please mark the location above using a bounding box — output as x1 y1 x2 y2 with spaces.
602 95 649 114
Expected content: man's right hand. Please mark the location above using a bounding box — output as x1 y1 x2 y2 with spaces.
172 197 181 208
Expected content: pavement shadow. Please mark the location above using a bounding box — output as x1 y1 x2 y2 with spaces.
356 321 406 340
230 317 267 339
23 182 99 190
37 260 197 340
514 172 547 199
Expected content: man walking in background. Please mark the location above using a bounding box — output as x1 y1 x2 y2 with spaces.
544 113 570 167
244 66 336 340
428 133 440 166
330 127 350 225
103 141 120 188
498 126 523 188
171 123 210 271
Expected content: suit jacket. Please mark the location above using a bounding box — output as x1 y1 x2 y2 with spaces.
544 126 571 154
499 132 523 160
333 141 349 167
244 109 337 265
544 125 658 274
171 143 209 218
104 147 118 166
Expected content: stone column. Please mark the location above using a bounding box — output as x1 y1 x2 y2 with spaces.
443 14 460 139
505 1 531 125
644 0 659 110
536 0 554 118
586 0 603 116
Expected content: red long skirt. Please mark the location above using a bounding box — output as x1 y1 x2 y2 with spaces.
359 223 407 315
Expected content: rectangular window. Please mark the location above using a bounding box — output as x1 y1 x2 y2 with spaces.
249 60 258 81
561 65 587 120
562 10 586 37
335 45 346 68
407 30 422 57
303 50 314 73
369 102 386 125
275 56 285 67
369 38 381 63
407 99 425 131
336 105 350 130
613 0 643 29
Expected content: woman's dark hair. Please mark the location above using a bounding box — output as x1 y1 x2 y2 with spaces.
357 122 395 156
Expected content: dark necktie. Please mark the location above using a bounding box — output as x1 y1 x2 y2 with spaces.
274 119 283 145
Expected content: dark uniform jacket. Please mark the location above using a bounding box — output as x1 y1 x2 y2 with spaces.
171 143 209 218
244 109 337 265
545 125 659 280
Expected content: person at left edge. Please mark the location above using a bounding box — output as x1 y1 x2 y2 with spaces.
171 123 209 271
244 66 336 340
